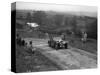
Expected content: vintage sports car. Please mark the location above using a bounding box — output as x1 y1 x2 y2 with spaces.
48 39 68 50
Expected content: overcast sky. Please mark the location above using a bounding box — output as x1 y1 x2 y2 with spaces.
15 2 97 17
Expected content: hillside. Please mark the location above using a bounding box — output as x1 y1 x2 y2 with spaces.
15 10 97 39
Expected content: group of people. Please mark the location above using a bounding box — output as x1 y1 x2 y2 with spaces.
61 31 87 44
16 34 33 46
16 30 87 52
16 34 26 46
16 34 36 54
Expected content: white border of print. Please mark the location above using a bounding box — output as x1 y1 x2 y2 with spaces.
0 0 99 75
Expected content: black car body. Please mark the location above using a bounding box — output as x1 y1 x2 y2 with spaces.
48 40 68 50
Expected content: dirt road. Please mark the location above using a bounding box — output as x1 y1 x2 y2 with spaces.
24 38 97 70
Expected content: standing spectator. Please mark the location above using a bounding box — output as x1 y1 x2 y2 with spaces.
70 31 74 43
28 40 35 54
29 41 33 47
81 32 87 43
61 33 66 41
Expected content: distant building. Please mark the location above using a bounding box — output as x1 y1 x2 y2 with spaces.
27 22 39 31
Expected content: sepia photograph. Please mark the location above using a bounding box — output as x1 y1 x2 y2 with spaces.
11 2 97 73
